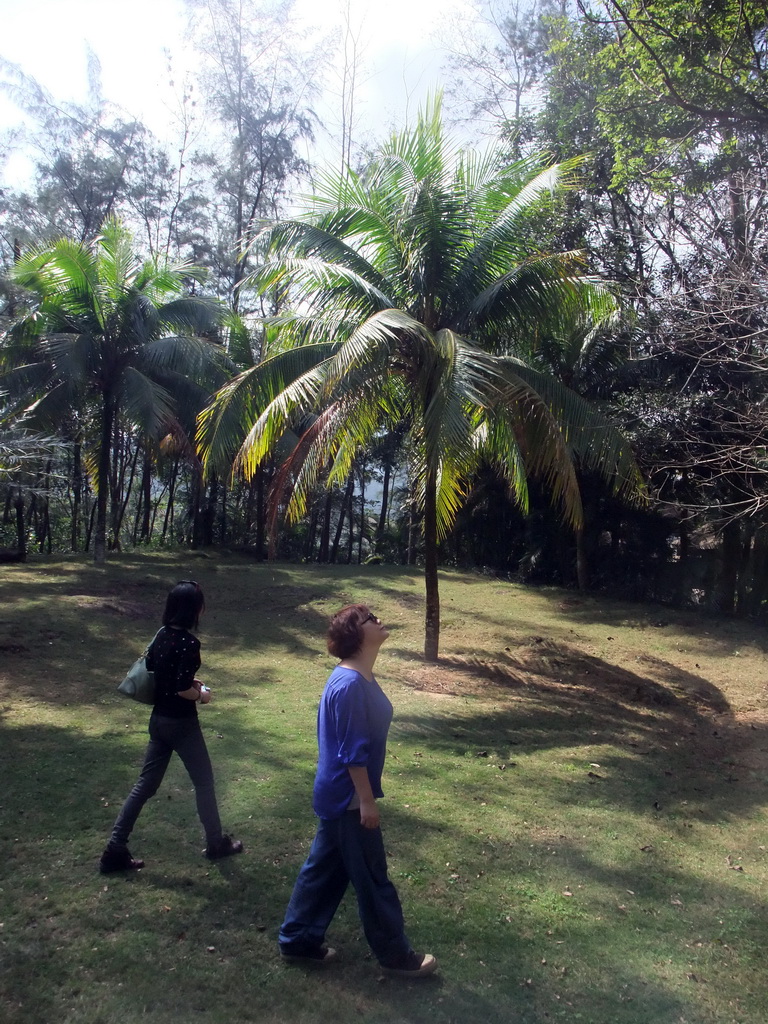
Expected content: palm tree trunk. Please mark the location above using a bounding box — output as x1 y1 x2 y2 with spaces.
115 441 141 546
576 526 589 591
140 449 152 542
94 392 116 564
244 475 257 544
162 456 180 544
219 480 227 546
346 487 355 563
109 415 125 550
424 467 440 662
305 504 319 560
71 442 82 552
331 477 354 563
255 465 266 559
190 467 204 548
357 461 366 564
149 480 167 542
318 490 333 562
30 493 39 547
407 476 419 565
375 461 391 551
42 460 52 554
203 474 218 547
14 488 27 561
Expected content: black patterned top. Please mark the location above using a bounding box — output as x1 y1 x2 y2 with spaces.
146 626 201 718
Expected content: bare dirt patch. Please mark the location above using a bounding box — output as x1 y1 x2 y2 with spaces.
404 637 727 710
70 595 150 619
403 634 768 776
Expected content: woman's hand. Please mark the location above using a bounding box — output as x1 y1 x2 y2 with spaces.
348 766 379 828
359 799 380 829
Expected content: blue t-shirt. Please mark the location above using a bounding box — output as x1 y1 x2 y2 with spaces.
312 666 394 820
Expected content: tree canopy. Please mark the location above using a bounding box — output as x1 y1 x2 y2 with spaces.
199 99 640 657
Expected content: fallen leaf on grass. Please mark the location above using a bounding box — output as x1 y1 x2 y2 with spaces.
670 898 683 906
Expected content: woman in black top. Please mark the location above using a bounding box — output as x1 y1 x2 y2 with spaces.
99 581 243 873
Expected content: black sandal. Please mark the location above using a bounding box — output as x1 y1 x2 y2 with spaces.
204 834 244 859
99 845 145 874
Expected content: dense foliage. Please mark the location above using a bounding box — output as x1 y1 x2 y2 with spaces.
2 0 767 630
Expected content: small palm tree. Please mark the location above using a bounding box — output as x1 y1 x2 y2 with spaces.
199 100 641 659
2 219 228 562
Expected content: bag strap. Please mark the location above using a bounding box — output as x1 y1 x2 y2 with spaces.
142 627 165 659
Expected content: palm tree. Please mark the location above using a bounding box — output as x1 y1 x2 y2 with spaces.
2 219 228 562
199 100 642 660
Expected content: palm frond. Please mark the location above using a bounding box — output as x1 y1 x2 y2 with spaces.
271 404 349 525
0 428 67 479
119 366 176 438
157 297 224 337
461 252 589 338
197 343 338 477
496 359 643 501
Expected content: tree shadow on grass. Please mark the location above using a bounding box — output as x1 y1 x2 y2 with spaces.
2 718 758 1024
387 637 768 823
0 560 334 706
351 799 765 1023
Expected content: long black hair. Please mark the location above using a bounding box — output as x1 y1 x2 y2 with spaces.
162 581 205 631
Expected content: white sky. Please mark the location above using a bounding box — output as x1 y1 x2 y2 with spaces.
0 0 477 181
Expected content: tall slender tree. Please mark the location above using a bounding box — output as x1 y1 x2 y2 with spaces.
184 0 320 310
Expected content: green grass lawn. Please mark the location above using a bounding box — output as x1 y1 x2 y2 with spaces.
1 553 767 1024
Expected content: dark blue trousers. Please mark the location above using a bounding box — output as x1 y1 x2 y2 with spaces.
279 811 412 966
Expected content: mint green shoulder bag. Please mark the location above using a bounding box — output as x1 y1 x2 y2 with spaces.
117 630 162 705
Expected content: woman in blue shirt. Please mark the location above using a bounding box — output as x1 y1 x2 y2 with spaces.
279 604 437 978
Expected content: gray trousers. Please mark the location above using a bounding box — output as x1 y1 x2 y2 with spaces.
109 713 222 847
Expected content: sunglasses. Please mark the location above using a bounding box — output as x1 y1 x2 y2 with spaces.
363 613 381 624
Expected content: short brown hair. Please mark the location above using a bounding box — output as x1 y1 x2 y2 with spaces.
327 604 370 659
